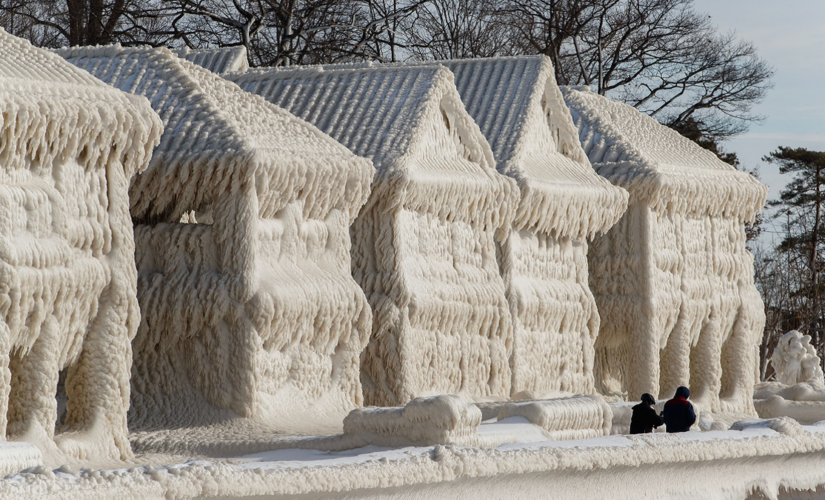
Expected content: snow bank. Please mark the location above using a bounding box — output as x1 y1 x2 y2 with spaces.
561 87 768 416
58 45 374 430
343 395 482 446
227 65 519 406
0 29 162 461
173 46 249 74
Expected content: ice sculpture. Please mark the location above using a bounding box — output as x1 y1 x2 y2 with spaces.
173 46 249 74
438 57 628 396
59 46 374 427
770 330 824 387
0 30 162 460
562 87 768 414
228 65 519 406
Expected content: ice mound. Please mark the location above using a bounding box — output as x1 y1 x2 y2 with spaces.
495 395 612 439
729 417 803 436
0 29 162 461
562 87 768 416
770 330 824 387
173 46 249 74
343 395 482 446
0 442 42 476
228 65 519 406
59 45 374 429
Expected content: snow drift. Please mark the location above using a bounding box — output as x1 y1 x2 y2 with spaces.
227 65 519 406
0 29 162 462
562 87 768 415
58 45 374 429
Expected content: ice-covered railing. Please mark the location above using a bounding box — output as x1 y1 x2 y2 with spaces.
0 29 162 462
58 45 374 429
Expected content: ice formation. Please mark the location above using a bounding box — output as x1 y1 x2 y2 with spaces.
0 442 42 476
436 57 628 396
227 65 519 406
495 394 612 439
770 330 824 386
173 46 250 74
562 87 768 415
0 30 162 460
343 395 482 447
752 331 825 424
58 46 374 429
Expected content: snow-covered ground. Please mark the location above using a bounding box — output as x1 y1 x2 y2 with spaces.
4 418 825 499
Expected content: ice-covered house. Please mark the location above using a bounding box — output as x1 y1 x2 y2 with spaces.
436 57 628 397
0 30 161 460
228 65 519 406
58 46 374 427
562 87 768 414
173 46 249 74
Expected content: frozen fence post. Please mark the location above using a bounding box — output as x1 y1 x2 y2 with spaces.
0 29 162 460
562 87 768 415
59 46 374 427
228 65 519 406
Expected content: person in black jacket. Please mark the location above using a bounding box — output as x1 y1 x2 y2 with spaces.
662 386 697 433
629 393 664 434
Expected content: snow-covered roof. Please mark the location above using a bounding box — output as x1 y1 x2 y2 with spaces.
57 45 372 224
227 65 516 229
562 87 767 221
173 46 249 74
0 28 159 178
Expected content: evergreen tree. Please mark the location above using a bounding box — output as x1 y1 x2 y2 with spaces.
764 147 825 353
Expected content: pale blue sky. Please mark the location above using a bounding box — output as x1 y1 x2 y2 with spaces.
690 0 825 243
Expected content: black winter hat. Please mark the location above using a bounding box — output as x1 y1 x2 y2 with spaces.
641 393 656 406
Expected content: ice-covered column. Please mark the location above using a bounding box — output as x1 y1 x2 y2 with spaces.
0 30 162 460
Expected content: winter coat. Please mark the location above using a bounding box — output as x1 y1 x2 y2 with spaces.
662 387 696 433
629 403 664 434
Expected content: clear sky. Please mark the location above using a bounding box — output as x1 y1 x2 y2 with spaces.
690 0 825 244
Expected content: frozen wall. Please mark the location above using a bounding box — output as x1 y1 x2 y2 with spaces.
228 65 519 406
59 46 374 429
0 30 162 460
562 87 768 414
440 57 627 397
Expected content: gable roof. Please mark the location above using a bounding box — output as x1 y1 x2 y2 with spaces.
562 86 767 221
0 28 160 178
173 46 249 74
57 45 372 224
438 56 627 238
227 65 516 230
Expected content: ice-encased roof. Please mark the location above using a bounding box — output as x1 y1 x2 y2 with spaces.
58 45 373 224
0 29 160 178
173 46 249 74
562 86 767 221
227 65 516 229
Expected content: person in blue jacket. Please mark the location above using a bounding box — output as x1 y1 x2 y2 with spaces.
662 386 696 433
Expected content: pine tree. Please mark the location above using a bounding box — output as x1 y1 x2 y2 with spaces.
764 147 825 354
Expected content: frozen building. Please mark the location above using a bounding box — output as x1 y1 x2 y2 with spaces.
439 57 628 396
0 30 161 460
173 46 249 74
228 65 519 406
562 87 768 414
59 46 374 428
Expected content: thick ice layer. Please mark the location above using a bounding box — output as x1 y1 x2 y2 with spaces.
562 87 768 415
0 30 162 462
227 65 519 406
343 395 482 446
0 442 41 476
496 395 612 440
58 46 374 430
